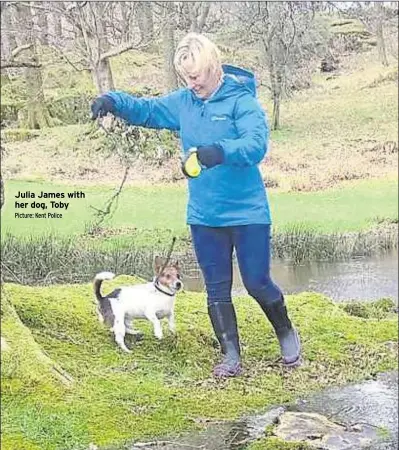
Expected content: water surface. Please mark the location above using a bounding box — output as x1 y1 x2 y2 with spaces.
184 251 398 303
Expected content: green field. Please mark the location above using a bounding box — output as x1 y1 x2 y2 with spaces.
2 177 397 239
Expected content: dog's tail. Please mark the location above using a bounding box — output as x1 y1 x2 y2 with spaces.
93 271 115 302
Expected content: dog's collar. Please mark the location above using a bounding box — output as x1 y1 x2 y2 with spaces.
153 280 175 297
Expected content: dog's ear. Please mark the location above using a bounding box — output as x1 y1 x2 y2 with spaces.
174 260 180 271
154 255 165 274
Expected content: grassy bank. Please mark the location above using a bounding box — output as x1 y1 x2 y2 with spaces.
1 280 397 450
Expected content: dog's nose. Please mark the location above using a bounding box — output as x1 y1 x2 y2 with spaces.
175 281 182 290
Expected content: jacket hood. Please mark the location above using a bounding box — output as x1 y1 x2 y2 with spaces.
188 64 258 104
222 64 257 97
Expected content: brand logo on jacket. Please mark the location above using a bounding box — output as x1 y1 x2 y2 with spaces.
211 115 228 121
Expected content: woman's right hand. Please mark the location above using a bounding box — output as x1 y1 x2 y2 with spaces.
91 95 116 119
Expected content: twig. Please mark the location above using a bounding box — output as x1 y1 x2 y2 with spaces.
89 165 129 221
227 430 240 446
154 237 176 283
51 365 74 385
233 436 252 446
133 442 205 449
190 310 208 315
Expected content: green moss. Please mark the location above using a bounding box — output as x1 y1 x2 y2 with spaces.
340 298 397 319
1 292 67 392
377 426 391 439
1 283 397 450
246 437 312 449
1 434 43 450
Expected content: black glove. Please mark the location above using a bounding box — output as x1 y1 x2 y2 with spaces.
197 145 224 168
91 95 116 119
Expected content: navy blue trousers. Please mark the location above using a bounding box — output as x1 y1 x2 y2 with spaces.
190 224 282 305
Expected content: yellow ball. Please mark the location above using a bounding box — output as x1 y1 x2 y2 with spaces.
185 153 201 177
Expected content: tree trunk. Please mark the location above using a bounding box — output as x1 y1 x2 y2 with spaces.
0 172 4 210
1 3 17 61
136 1 154 49
271 72 283 131
162 3 178 91
197 2 210 32
50 10 62 42
16 4 52 129
269 56 283 131
272 93 281 130
25 62 52 129
375 2 389 66
262 34 283 131
189 2 210 33
93 58 115 93
35 2 49 45
1 292 73 387
88 3 115 93
0 146 4 210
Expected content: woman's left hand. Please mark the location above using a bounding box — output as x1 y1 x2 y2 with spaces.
181 145 224 178
197 145 224 168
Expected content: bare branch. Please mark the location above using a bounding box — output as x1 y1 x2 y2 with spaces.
1 43 41 69
48 45 90 72
99 37 151 61
16 1 49 12
11 43 33 58
1 60 41 69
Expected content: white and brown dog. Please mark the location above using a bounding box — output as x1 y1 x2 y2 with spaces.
93 257 183 352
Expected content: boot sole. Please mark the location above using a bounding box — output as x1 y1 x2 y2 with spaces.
213 362 242 378
282 355 302 368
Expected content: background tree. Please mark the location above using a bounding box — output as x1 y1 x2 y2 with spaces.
14 3 52 128
136 1 154 49
1 2 17 61
33 1 154 93
175 1 211 33
160 2 178 90
238 1 323 130
330 1 398 66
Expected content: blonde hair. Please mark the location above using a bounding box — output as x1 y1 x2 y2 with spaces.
174 33 222 82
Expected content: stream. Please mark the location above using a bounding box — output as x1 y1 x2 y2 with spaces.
183 250 398 303
127 371 398 450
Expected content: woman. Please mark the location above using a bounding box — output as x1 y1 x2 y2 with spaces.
91 33 301 377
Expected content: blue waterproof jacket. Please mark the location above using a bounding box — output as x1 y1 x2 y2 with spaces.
106 65 271 226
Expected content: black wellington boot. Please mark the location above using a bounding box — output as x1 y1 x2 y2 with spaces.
208 302 242 377
259 296 301 367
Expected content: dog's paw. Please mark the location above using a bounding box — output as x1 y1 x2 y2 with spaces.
116 341 132 353
120 346 132 353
